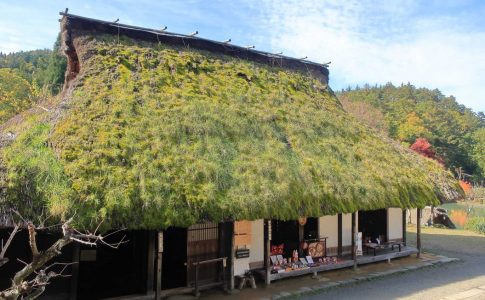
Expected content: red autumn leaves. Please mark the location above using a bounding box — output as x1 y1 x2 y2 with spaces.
410 138 441 163
411 137 472 195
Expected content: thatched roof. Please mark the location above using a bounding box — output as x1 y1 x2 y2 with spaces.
0 14 462 229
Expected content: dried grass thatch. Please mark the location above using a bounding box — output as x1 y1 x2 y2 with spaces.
0 15 462 229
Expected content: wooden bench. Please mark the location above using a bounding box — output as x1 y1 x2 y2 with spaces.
364 242 403 256
236 272 257 290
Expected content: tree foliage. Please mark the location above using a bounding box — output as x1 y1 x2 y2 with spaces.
0 69 33 123
471 128 485 179
339 94 389 134
397 112 431 142
458 180 472 195
0 34 66 96
410 138 440 162
338 83 485 181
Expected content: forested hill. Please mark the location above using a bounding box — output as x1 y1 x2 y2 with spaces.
0 36 66 123
337 83 485 182
0 37 65 94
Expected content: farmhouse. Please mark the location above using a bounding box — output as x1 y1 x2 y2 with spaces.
0 12 462 299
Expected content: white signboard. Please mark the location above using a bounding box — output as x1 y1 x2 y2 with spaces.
80 250 97 262
356 232 363 256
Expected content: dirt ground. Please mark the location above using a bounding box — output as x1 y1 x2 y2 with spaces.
302 226 485 300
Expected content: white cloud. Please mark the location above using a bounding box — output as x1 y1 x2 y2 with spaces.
257 0 485 112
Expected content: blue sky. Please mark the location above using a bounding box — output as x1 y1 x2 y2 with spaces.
1 0 484 112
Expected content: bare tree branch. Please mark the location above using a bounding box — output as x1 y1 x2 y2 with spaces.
0 224 19 268
0 215 126 300
16 258 29 266
27 222 39 258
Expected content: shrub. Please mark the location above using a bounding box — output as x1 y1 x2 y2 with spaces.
465 217 485 235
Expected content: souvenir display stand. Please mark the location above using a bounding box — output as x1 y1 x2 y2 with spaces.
264 237 350 281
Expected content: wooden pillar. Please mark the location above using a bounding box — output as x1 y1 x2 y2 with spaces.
264 219 271 286
417 208 422 258
386 208 390 242
229 221 235 291
155 231 163 300
402 209 407 246
69 243 80 300
298 223 304 254
337 214 342 257
352 212 357 269
146 231 155 295
218 222 226 291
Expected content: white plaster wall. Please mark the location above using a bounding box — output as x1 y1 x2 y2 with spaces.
234 252 250 276
407 207 432 225
250 219 264 263
408 208 417 224
388 208 403 240
342 213 353 246
318 215 338 248
233 219 264 276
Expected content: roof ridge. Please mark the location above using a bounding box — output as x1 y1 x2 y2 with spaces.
59 12 330 75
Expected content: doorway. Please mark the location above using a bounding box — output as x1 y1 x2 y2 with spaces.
162 227 187 289
304 217 319 240
77 231 148 299
358 209 388 243
271 218 318 257
186 223 220 286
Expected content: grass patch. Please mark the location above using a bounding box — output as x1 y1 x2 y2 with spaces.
465 217 485 235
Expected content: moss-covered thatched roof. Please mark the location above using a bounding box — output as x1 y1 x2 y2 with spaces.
0 14 462 229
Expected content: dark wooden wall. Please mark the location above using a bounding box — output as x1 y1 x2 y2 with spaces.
76 230 149 299
0 228 74 300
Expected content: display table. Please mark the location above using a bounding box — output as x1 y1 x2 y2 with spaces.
270 259 352 280
256 258 352 282
364 241 403 256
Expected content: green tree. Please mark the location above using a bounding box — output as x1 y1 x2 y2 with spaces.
397 112 431 142
337 83 485 181
0 68 33 122
0 34 66 95
471 128 485 178
42 34 67 94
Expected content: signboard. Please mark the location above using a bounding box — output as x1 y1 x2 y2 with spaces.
234 221 252 246
356 232 363 256
80 250 97 262
235 248 250 259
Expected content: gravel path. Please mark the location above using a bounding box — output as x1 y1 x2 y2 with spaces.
302 226 485 300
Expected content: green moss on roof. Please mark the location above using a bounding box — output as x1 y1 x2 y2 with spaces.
2 123 72 219
1 36 461 229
